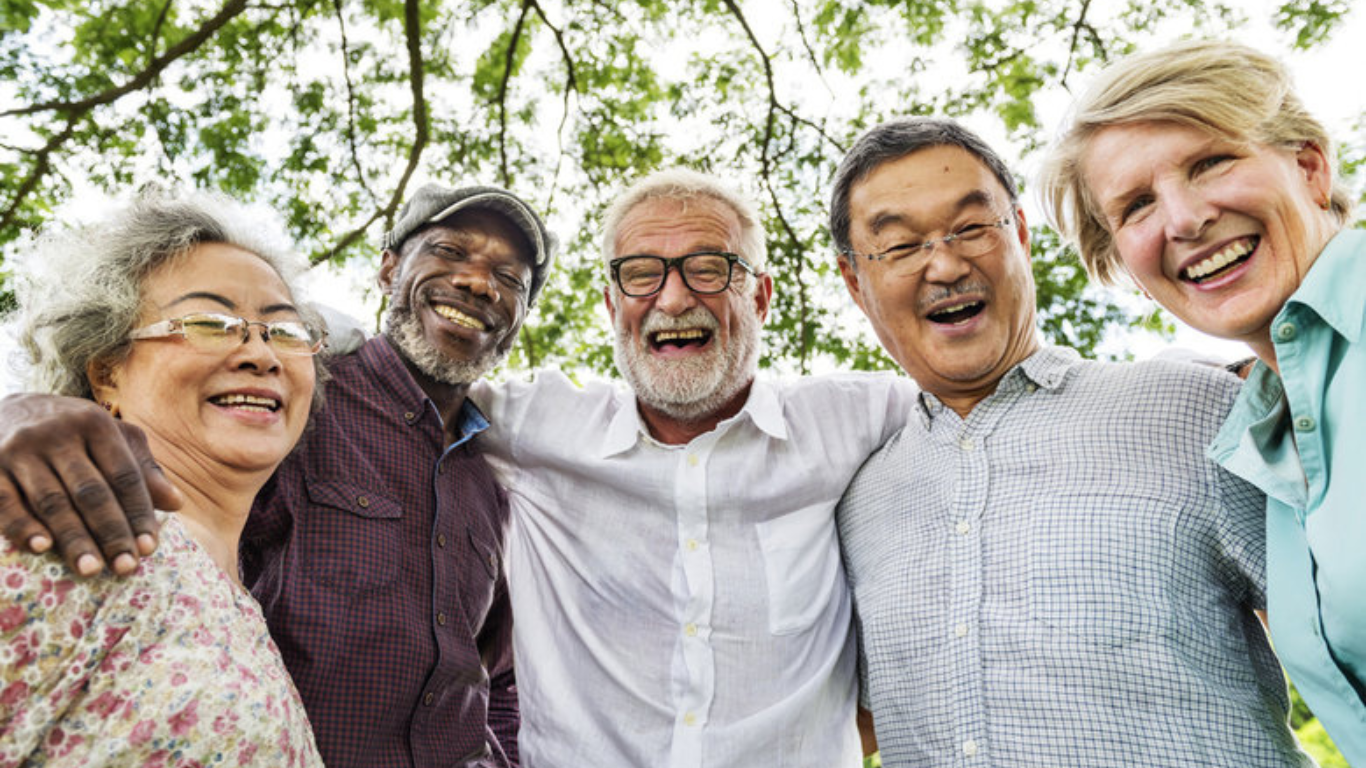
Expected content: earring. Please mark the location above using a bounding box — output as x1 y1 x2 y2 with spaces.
1320 199 1331 211
100 401 112 411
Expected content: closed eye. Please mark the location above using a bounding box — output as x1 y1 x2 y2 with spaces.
879 242 926 260
1190 154 1237 179
1119 194 1154 225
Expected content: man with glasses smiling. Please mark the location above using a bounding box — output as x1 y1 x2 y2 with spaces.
464 167 917 766
831 118 1310 766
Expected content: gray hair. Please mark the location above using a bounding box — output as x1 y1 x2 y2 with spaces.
14 187 324 405
830 117 1020 261
600 167 769 284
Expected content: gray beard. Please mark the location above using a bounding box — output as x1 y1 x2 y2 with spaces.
613 303 760 423
384 301 507 386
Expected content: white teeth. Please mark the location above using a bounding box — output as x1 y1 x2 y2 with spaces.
935 302 977 315
1185 238 1255 280
433 304 486 330
654 329 706 342
212 394 279 411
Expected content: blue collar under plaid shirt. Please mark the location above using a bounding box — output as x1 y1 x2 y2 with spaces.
837 346 1313 767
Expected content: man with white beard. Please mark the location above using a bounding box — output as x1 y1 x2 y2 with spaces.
469 167 917 767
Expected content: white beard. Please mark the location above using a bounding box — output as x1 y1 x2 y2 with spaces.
384 297 507 386
613 302 761 423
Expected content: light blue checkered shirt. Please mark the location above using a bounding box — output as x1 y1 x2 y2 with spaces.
838 347 1313 767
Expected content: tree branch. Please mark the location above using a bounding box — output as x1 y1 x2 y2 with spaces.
528 0 579 213
1 0 251 118
332 0 379 206
789 0 834 100
1060 0 1095 89
496 0 533 187
311 0 427 264
0 117 78 233
723 0 812 370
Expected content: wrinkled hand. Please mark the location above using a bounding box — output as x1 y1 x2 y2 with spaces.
0 393 182 576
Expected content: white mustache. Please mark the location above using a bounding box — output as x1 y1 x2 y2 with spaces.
640 307 719 336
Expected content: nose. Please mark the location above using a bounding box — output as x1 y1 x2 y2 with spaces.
1160 182 1216 241
652 266 697 315
919 243 973 285
450 263 500 302
232 322 283 372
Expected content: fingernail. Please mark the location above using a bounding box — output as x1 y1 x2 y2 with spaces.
136 534 157 555
113 553 138 574
28 534 52 553
75 553 102 577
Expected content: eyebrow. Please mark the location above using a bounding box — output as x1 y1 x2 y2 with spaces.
164 291 298 316
866 188 999 236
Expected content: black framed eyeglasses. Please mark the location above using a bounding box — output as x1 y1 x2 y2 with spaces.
609 251 756 298
840 214 1015 273
129 312 327 357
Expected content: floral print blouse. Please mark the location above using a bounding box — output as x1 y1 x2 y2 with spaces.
0 512 322 767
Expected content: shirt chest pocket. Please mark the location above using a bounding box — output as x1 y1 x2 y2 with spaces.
755 502 845 636
1027 493 1173 647
302 481 404 595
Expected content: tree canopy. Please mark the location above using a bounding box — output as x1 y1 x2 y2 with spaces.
1 0 1359 373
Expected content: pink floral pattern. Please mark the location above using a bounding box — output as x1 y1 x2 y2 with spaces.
0 513 322 767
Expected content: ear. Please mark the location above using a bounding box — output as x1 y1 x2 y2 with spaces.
1013 205 1031 256
603 284 617 324
1294 141 1333 205
838 255 869 315
752 272 774 324
377 248 401 293
86 357 123 415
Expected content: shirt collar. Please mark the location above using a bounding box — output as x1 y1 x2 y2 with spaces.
596 376 784 458
357 335 489 445
916 344 1078 424
1283 228 1366 343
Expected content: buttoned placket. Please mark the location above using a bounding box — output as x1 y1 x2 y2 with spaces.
667 427 724 768
931 377 1034 765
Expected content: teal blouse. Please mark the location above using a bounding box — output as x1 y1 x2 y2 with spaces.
1209 228 1366 763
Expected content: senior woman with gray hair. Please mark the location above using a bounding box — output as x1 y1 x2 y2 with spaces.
1042 39 1365 762
0 189 325 765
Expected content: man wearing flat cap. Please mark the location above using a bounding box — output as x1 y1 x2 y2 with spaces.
0 182 556 768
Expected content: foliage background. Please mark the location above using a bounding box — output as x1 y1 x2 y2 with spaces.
2 0 1360 760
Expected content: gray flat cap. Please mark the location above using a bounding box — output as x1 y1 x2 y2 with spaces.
383 183 557 302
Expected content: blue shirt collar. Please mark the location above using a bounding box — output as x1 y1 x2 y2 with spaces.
1284 228 1366 343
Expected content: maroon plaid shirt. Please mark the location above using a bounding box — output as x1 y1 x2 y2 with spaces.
241 336 517 767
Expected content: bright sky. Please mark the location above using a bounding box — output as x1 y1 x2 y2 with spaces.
3 5 1364 391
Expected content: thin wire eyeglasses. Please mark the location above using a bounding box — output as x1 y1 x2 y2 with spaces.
609 251 757 298
840 215 1015 272
129 312 327 356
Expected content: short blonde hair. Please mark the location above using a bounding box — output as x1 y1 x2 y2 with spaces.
1041 38 1352 285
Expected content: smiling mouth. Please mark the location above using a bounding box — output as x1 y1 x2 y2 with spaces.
650 328 712 351
209 393 280 413
1182 237 1257 284
927 301 985 325
433 304 487 331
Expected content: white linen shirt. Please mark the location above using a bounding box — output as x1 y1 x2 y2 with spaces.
473 371 915 768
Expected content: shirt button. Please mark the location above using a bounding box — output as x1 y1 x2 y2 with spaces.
1276 322 1297 342
954 623 969 638
1294 415 1316 432
955 521 971 535
683 713 697 726
687 454 699 467
963 739 979 757
423 692 434 706
438 465 445 475
685 623 698 637
1025 382 1038 393
356 496 370 508
404 411 417 422
437 612 447 626
437 534 447 548
958 436 974 451
686 539 699 552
